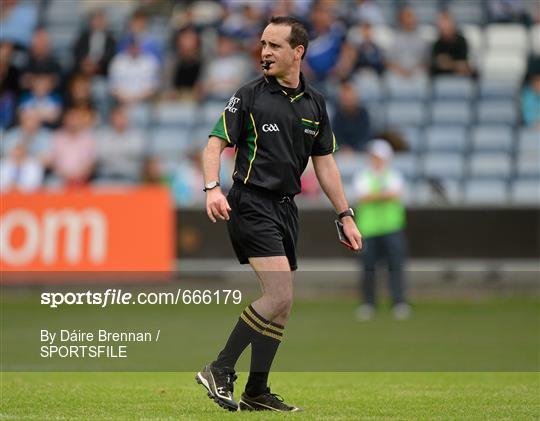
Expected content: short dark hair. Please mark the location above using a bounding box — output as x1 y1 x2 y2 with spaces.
268 16 308 59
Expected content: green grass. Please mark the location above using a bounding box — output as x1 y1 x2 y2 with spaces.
1 372 538 420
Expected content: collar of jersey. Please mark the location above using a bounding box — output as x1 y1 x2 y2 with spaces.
265 72 312 98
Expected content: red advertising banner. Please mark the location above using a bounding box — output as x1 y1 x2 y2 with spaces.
0 187 174 279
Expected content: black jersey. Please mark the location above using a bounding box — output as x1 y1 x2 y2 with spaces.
210 73 338 196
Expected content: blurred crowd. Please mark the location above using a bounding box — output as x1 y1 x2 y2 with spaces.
1 0 539 204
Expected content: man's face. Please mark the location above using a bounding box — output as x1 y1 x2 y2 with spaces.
260 24 301 77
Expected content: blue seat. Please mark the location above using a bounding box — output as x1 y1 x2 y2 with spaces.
423 152 465 179
471 125 513 152
477 100 518 125
424 125 468 153
432 76 475 100
431 100 473 126
511 179 540 204
386 101 427 127
463 180 508 204
469 152 512 180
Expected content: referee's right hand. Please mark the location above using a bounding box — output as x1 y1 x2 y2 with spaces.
206 189 231 223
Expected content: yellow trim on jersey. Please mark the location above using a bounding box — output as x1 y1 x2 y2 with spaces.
301 118 320 126
243 113 259 183
290 92 304 103
332 132 337 152
221 112 231 144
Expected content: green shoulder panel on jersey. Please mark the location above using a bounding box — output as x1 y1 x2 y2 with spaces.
243 113 258 183
209 112 231 144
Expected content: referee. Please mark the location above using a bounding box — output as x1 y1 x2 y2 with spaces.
196 16 362 412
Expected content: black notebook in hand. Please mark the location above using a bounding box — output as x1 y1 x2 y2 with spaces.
334 219 355 251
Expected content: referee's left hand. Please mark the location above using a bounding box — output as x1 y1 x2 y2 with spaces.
342 217 362 251
206 188 231 223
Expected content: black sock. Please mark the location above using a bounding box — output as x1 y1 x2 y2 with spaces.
243 306 284 397
214 304 264 369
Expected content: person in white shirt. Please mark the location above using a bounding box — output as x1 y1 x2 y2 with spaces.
109 36 160 105
0 142 43 192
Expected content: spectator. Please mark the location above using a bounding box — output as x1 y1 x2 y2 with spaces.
2 108 51 163
488 0 532 26
0 0 38 50
18 72 63 127
0 142 44 192
64 74 95 110
163 27 202 100
20 28 62 90
109 37 160 105
304 2 349 82
521 73 540 129
200 32 253 101
350 21 385 75
96 105 145 182
0 42 20 129
117 9 163 63
430 12 472 77
352 139 410 321
49 106 97 187
171 149 204 205
348 0 386 26
387 7 428 79
72 9 116 78
141 156 168 184
332 80 371 152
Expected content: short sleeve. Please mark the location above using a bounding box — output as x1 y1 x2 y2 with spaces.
209 87 250 147
311 101 338 156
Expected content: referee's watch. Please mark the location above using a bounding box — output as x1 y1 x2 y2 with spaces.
203 181 220 192
338 208 355 220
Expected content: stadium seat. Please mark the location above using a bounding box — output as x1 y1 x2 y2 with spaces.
154 101 198 128
477 100 518 125
126 103 153 128
449 1 485 25
516 151 540 178
399 126 424 153
485 24 528 52
386 101 427 127
432 76 475 100
531 24 540 55
510 179 540 204
392 153 418 180
431 100 473 125
463 180 508 204
335 153 366 186
352 70 383 102
479 79 519 99
385 73 429 100
424 125 468 153
461 24 484 67
409 1 438 25
423 152 465 179
415 178 462 204
518 128 540 153
471 125 513 153
481 52 526 83
469 152 512 179
149 127 192 158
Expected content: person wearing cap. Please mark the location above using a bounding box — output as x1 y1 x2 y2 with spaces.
353 139 410 321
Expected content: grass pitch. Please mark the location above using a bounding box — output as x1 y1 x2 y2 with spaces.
1 296 539 419
1 372 538 420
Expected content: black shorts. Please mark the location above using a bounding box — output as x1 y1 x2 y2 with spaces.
227 182 299 271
